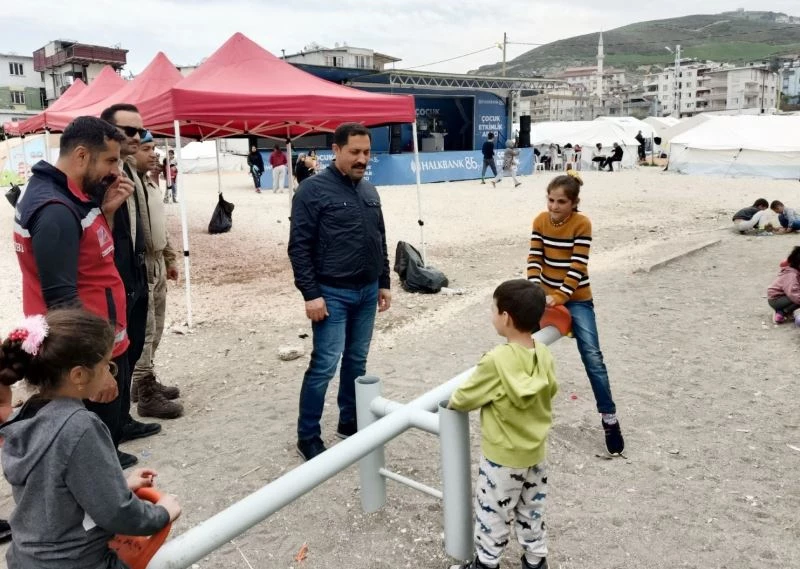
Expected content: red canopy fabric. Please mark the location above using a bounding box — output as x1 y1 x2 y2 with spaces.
19 67 125 134
45 53 184 132
16 79 86 134
138 33 415 139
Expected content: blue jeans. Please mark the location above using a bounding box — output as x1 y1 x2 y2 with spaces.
564 299 616 414
297 282 379 440
778 213 800 230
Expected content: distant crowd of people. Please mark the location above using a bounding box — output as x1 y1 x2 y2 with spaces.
247 145 320 194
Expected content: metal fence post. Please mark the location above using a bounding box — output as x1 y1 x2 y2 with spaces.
438 400 473 561
356 376 386 513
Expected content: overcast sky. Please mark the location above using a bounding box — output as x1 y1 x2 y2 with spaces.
3 1 799 75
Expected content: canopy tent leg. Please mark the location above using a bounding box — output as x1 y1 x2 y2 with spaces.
286 128 293 194
44 129 51 163
411 122 426 266
215 139 222 195
174 121 193 328
20 136 28 182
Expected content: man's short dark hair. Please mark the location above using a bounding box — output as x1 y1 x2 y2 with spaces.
753 198 769 209
487 132 494 140
493 279 546 333
100 103 140 124
59 116 125 154
333 122 371 147
770 200 784 210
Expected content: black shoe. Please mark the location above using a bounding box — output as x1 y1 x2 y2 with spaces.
602 419 625 455
336 419 358 440
521 555 548 569
118 450 139 469
0 519 11 544
449 558 497 569
120 418 162 444
296 437 327 461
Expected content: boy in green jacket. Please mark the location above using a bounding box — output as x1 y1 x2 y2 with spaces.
448 280 558 569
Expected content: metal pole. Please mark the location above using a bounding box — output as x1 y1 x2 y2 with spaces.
20 136 28 181
356 376 386 513
163 139 171 194
286 138 293 193
173 121 193 329
411 121 426 265
439 400 474 562
44 129 51 163
214 138 222 194
502 32 507 77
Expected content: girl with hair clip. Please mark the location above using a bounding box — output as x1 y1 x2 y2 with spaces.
0 309 181 569
526 175 625 455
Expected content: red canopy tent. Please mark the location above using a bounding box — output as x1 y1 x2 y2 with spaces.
18 67 124 134
138 32 415 139
136 33 418 328
14 79 86 135
46 53 184 131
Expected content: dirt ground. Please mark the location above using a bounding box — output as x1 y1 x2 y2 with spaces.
0 167 799 569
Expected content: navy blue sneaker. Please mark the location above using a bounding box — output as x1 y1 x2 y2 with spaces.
297 437 327 461
602 419 625 455
336 420 358 440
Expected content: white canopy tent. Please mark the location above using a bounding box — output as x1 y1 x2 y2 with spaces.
659 114 713 146
668 115 800 179
595 116 655 140
531 120 641 169
643 116 679 139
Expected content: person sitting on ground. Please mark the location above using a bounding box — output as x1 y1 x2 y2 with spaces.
769 200 800 233
732 198 769 233
603 142 624 172
767 246 800 326
448 279 558 569
0 309 181 568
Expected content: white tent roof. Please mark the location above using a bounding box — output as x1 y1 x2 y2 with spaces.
595 116 655 139
531 120 639 147
669 115 800 152
643 116 679 137
660 114 713 144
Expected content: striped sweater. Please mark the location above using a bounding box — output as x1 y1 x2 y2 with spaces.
527 211 593 304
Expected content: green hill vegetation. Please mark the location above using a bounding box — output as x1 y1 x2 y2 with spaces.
474 11 800 76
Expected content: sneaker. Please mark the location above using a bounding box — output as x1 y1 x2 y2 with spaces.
515 182 522 187
118 450 139 469
449 558 497 569
491 181 496 188
602 419 625 455
120 418 162 444
296 437 327 461
521 555 548 569
336 420 358 440
774 312 787 324
0 519 11 544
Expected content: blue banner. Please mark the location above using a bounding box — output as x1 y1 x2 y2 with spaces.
474 94 507 145
307 148 533 186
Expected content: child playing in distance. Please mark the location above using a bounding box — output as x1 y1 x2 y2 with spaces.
0 309 181 569
448 280 558 569
527 175 625 454
769 200 800 233
732 198 769 233
767 246 800 325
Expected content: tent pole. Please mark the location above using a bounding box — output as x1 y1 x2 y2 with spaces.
286 129 293 194
20 135 28 181
4 136 11 175
411 122 426 266
44 129 51 163
215 139 222 195
174 121 193 329
163 139 171 193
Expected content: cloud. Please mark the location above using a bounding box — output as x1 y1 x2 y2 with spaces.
2 0 798 74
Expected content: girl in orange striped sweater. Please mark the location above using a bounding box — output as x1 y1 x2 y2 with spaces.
527 175 625 455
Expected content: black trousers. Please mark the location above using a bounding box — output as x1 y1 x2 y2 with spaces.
85 352 131 447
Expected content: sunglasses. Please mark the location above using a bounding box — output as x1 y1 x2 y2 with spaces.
117 125 148 139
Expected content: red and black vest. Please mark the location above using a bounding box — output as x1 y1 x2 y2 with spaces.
14 161 130 357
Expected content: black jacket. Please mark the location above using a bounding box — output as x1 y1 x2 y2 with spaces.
288 165 390 301
482 140 495 160
247 151 264 172
114 163 148 314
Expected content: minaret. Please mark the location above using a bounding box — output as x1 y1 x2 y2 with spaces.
596 31 604 98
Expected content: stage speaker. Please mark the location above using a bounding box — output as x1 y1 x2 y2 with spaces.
519 115 531 148
389 124 403 154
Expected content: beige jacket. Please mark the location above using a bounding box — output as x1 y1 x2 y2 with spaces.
141 173 177 269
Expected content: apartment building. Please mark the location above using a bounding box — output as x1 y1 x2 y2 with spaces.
0 53 46 124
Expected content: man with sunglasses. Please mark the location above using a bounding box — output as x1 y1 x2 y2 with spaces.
100 104 165 458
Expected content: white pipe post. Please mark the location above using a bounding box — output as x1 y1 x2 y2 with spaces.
20 136 28 181
356 376 387 513
214 138 222 195
411 122 426 265
286 138 293 194
438 400 474 562
44 129 51 163
163 139 171 195
173 121 193 328
4 137 11 175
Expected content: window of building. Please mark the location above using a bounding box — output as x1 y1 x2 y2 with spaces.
10 90 25 105
9 62 24 76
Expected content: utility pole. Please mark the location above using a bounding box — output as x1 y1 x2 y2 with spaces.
674 44 681 117
502 32 507 77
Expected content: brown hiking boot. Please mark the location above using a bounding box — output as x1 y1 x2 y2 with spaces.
137 377 184 419
132 373 180 403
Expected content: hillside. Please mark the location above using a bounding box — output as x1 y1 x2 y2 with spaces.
473 11 800 77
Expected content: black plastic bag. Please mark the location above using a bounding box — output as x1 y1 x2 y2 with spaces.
393 241 449 294
208 193 234 234
5 185 21 208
